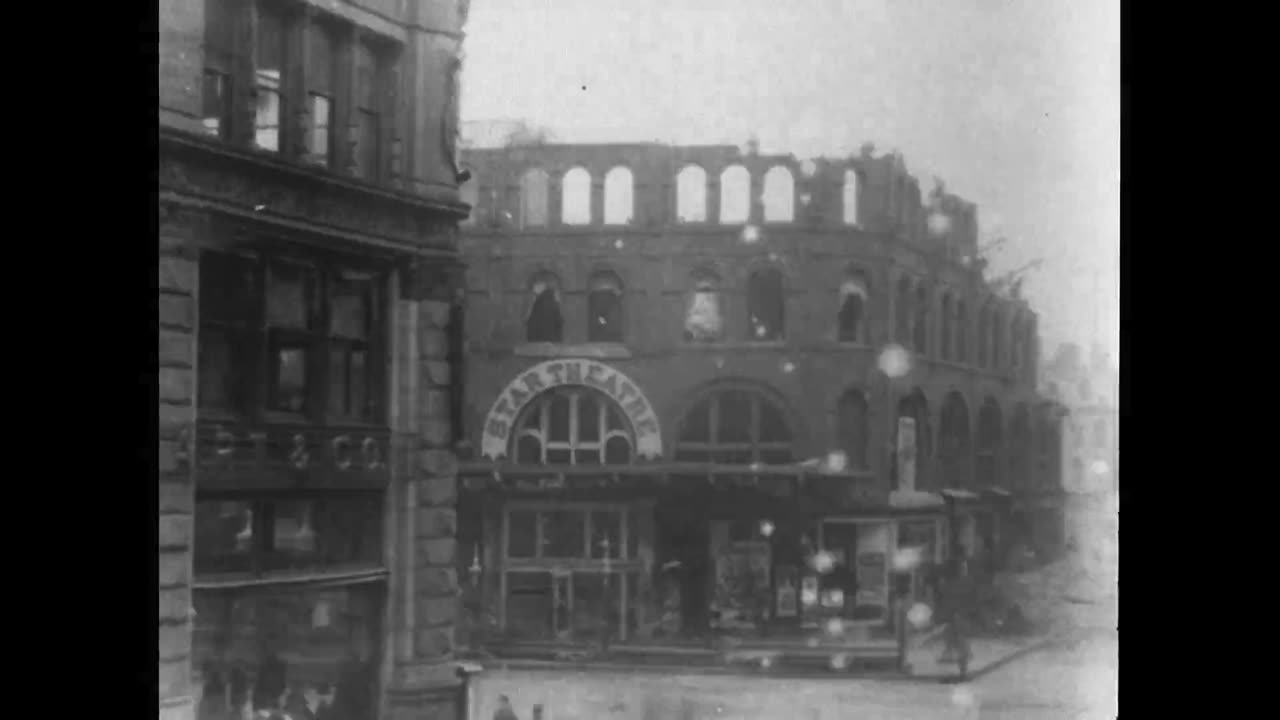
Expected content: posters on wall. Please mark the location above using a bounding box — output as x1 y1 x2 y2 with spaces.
712 537 772 630
775 566 799 618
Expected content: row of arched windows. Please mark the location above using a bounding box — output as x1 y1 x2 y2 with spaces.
467 164 863 228
886 392 1059 491
524 267 869 345
895 276 1036 375
506 381 1059 493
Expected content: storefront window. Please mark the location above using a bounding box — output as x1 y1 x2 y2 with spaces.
818 520 891 623
541 510 587 558
194 494 384 576
898 518 943 606
500 504 645 642
193 583 382 720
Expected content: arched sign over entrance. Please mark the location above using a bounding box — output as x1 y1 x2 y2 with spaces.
481 360 663 461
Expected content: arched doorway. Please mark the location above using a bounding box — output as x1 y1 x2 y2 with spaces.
666 384 798 636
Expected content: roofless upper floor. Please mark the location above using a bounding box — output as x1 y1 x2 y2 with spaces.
459 142 981 262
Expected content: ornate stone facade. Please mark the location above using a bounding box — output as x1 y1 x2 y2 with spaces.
158 2 469 719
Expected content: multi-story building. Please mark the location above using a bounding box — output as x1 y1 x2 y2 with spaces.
158 2 470 719
1041 343 1118 569
450 141 1066 663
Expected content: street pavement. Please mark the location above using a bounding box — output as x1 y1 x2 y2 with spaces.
966 627 1117 720
466 628 1117 719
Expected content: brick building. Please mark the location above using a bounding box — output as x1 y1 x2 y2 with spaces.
158 2 470 719
450 141 1066 662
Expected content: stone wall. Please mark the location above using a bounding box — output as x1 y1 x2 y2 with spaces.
158 209 200 720
383 268 463 720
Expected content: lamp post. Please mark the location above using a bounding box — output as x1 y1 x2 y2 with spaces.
600 535 613 655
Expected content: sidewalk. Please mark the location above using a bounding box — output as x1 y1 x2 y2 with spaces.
904 628 1067 681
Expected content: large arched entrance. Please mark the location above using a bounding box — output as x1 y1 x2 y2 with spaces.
463 361 665 647
663 383 799 637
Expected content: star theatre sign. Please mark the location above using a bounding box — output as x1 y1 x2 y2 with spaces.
481 360 663 461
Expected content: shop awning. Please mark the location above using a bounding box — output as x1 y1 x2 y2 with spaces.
939 488 982 501
887 490 946 509
458 460 877 484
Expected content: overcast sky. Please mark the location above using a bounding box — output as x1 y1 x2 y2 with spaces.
461 0 1120 363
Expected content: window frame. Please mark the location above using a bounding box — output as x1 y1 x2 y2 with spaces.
511 387 635 466
304 16 339 167
252 0 289 153
525 278 564 343
193 488 388 582
586 273 624 343
746 267 785 342
683 271 725 343
196 248 390 427
674 388 794 465
498 501 646 643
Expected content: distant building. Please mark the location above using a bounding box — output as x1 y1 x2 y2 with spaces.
451 141 1066 660
1041 343 1118 566
158 2 469 719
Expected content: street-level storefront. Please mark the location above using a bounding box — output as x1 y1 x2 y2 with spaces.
456 361 999 661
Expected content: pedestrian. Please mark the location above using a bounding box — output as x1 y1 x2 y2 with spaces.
493 694 520 720
938 574 974 679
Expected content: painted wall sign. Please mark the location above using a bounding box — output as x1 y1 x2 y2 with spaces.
481 360 663 461
195 422 390 490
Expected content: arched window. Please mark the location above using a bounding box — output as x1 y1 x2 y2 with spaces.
519 168 550 228
675 387 794 465
992 309 1005 371
842 169 860 226
1008 404 1032 490
587 271 623 343
676 165 708 223
460 174 479 227
956 300 968 363
526 275 563 343
603 166 634 225
762 166 795 223
976 305 989 368
1035 410 1055 488
512 387 634 465
896 390 932 490
938 392 972 488
561 167 592 225
896 278 913 347
1010 315 1024 375
913 285 929 354
940 294 953 361
719 165 750 224
976 399 1003 487
838 271 868 343
684 269 724 343
747 267 785 341
836 389 869 470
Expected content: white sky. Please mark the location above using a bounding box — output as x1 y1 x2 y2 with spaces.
461 0 1120 362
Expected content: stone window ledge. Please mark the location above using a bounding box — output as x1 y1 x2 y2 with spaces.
513 343 633 360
